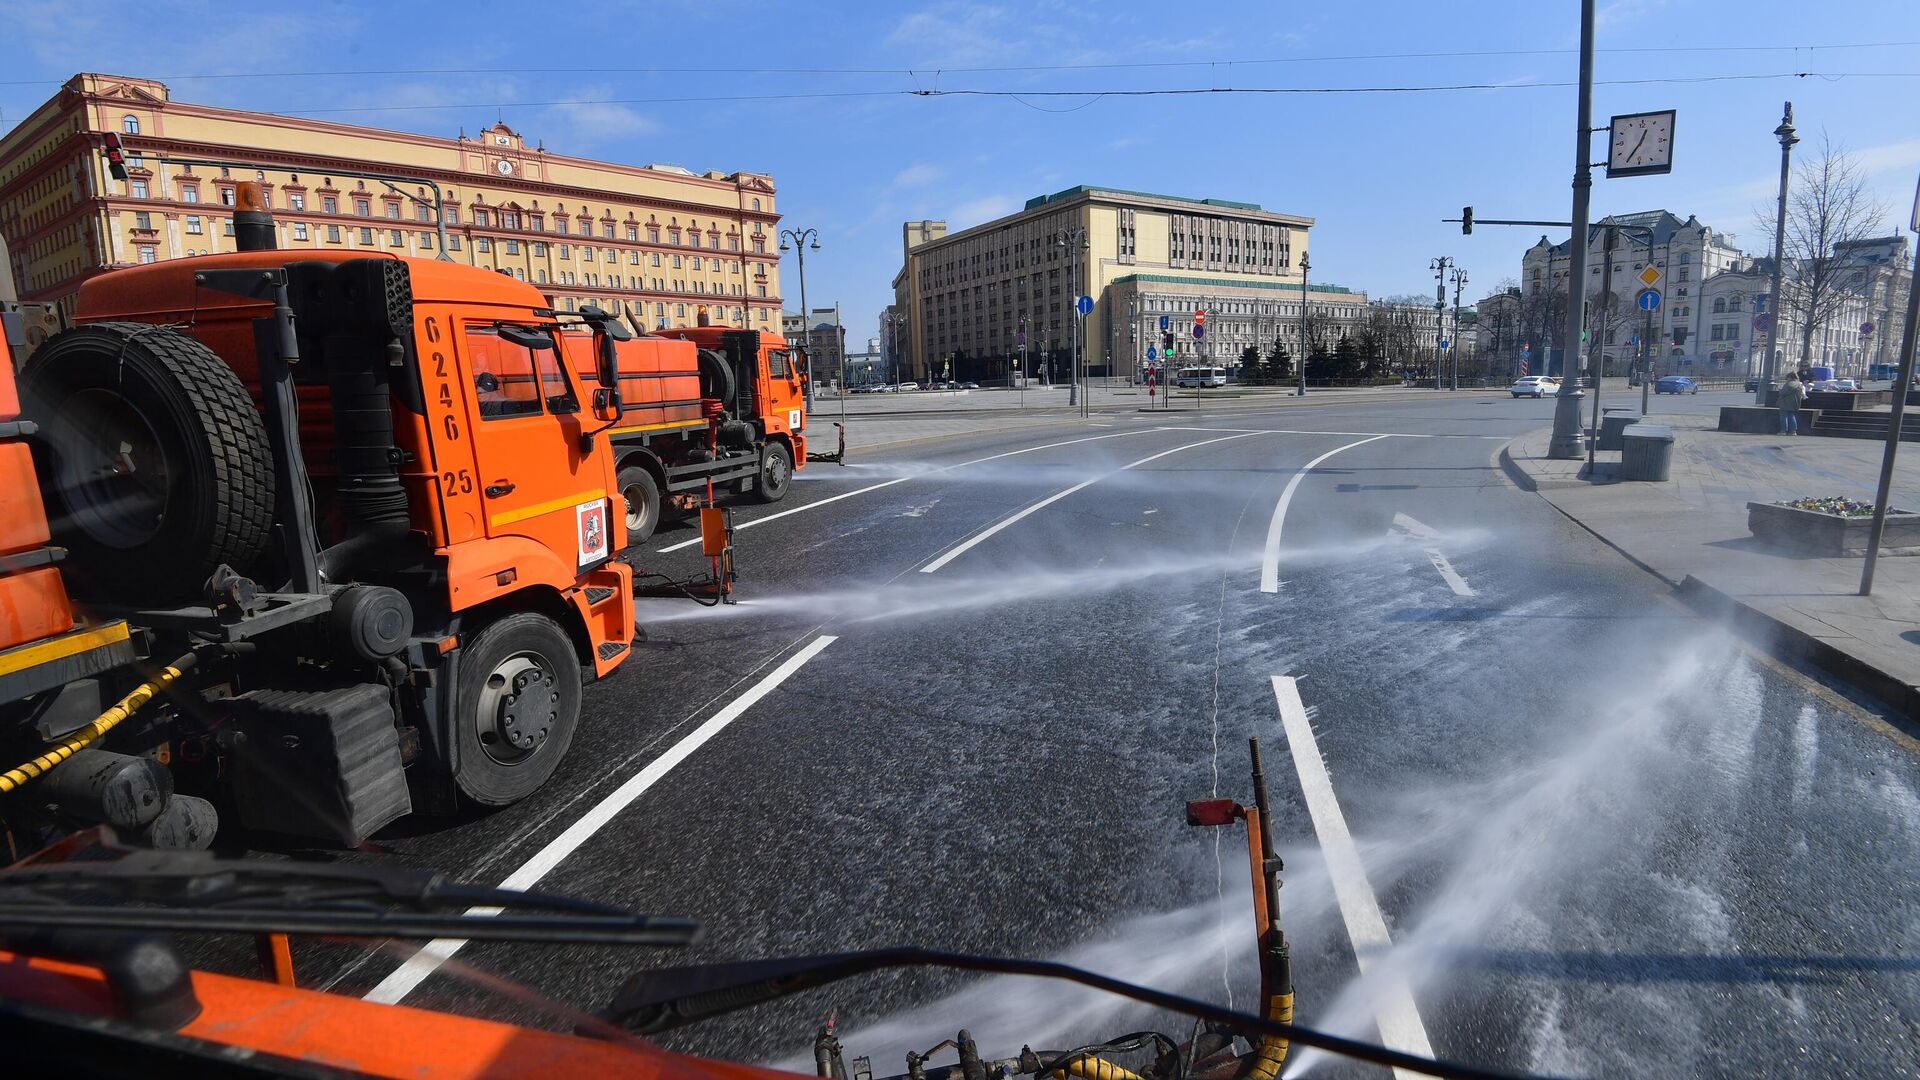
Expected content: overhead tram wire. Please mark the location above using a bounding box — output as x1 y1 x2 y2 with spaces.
2 38 1916 86
254 70 1920 117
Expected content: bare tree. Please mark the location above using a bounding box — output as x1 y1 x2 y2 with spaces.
1755 136 1888 368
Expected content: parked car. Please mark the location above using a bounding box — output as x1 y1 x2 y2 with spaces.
1509 376 1559 398
1827 378 1859 391
960 381 980 389
1744 376 1760 392
1655 375 1699 395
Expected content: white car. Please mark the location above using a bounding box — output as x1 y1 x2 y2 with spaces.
1510 376 1559 398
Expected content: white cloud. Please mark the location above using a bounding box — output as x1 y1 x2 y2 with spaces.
1597 0 1671 30
1851 138 1920 178
893 162 943 187
538 85 662 149
884 2 1015 66
950 193 1022 228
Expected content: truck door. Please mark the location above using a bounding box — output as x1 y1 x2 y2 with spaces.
457 324 610 571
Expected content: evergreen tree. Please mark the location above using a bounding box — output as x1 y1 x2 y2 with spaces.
1266 338 1293 382
1332 334 1363 380
1240 345 1263 382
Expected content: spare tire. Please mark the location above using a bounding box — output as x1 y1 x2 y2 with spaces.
696 348 736 408
23 322 274 603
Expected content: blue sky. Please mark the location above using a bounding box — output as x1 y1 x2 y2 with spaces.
5 0 1918 342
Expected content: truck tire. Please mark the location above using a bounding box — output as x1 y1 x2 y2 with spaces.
696 349 736 408
752 440 793 504
617 464 661 544
452 612 582 807
22 322 273 603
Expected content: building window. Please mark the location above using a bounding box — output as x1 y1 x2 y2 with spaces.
122 115 140 134
753 238 765 254
670 229 682 245
629 251 640 265
651 253 661 267
185 215 202 234
358 227 373 244
1728 294 1743 311
474 209 490 227
447 235 461 251
505 239 520 254
556 218 569 234
130 179 149 198
327 225 342 242
537 269 548 283
323 195 339 213
626 225 638 241
418 232 433 249
285 192 303 211
1712 297 1726 313
386 203 401 219
647 227 660 243
180 186 199 204
583 247 594 262
502 211 520 229
477 237 492 252
672 254 683 268
445 208 459 225
137 246 156 263
354 198 371 216
602 223 614 239
558 244 571 259
389 229 403 246
675 304 686 316
292 222 308 241
533 242 547 256
134 211 152 230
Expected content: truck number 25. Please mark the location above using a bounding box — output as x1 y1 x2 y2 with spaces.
442 469 474 495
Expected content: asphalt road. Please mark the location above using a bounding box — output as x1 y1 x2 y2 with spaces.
271 388 1920 1078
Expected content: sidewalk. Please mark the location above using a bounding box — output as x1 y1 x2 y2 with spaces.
1502 411 1920 721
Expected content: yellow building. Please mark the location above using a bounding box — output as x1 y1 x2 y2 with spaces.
0 74 782 330
892 186 1358 383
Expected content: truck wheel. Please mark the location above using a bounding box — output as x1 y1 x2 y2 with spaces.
617 465 661 544
22 323 273 603
752 441 793 504
452 613 582 807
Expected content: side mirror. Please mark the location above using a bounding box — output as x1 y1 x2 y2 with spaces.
596 331 620 389
592 386 622 422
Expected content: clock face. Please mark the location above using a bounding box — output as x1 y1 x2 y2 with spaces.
495 159 514 175
1607 110 1675 177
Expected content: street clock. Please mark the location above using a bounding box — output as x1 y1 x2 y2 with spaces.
1606 110 1675 178
495 159 515 175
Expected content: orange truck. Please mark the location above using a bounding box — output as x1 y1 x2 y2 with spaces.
568 309 807 543
0 182 758 855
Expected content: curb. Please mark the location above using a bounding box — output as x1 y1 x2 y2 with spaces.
1496 437 1539 493
1675 576 1920 724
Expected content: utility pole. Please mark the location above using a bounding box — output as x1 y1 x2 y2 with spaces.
1548 0 1598 460
1449 266 1469 391
1297 254 1312 396
1430 257 1452 391
1860 176 1920 595
1758 102 1797 405
1587 224 1618 469
1052 225 1089 410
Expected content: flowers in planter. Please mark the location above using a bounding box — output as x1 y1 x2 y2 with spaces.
1778 496 1876 517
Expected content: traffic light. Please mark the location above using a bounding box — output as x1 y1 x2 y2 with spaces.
1753 294 1769 315
1461 206 1473 235
1162 331 1175 352
101 131 129 181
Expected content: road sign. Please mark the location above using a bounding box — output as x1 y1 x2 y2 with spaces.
1147 346 1157 359
1753 312 1773 333
1194 309 1207 324
1076 295 1093 316
1159 315 1170 331
1439 339 1449 350
1637 288 1661 311
1862 321 1875 337
1638 265 1662 288
1193 323 1206 340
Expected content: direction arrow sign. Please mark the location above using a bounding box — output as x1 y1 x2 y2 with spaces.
1076 295 1093 315
1637 288 1661 311
1638 265 1662 288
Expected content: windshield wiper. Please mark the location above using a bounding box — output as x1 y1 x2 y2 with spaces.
0 848 700 947
592 947 1556 1080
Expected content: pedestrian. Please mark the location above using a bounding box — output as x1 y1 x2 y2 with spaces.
1777 373 1806 435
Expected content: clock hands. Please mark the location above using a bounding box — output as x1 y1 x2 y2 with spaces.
1628 129 1648 161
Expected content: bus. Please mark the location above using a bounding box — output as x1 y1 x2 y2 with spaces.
1176 366 1228 388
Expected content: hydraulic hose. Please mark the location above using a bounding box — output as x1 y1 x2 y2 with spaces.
0 653 196 794
1049 1057 1144 1080
1241 990 1296 1080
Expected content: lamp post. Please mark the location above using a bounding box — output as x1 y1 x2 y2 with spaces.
1430 257 1452 391
1052 225 1090 410
1449 265 1469 391
1548 0 1598 460
1758 102 1797 405
1296 253 1311 395
779 227 820 407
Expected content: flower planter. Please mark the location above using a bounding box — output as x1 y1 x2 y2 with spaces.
1746 501 1920 556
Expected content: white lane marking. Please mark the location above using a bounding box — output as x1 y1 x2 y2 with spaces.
363 634 839 1005
918 432 1264 574
1157 426 1504 440
1391 513 1474 597
655 430 1158 553
1258 435 1394 593
1269 675 1434 1073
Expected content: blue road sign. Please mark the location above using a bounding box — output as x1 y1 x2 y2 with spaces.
1637 288 1661 311
1440 339 1450 350
1159 315 1171 331
1147 346 1158 359
1193 323 1206 339
1077 295 1093 315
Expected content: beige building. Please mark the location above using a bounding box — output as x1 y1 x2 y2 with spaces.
0 74 782 330
891 186 1352 384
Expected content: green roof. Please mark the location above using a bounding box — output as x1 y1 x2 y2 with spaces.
1111 273 1357 295
1025 186 1262 212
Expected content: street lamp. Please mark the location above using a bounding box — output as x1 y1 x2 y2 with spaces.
1758 102 1797 405
1449 265 1469 391
1052 225 1090 411
1297 253 1311 396
1429 256 1452 392
779 227 820 405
